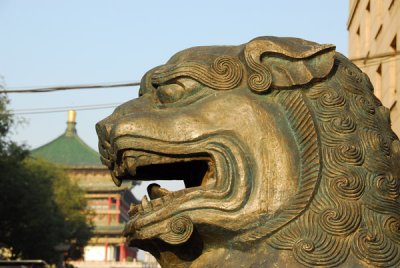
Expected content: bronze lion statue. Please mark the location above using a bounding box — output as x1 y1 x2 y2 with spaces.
96 36 400 267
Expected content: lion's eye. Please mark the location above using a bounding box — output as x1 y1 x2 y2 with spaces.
156 83 185 104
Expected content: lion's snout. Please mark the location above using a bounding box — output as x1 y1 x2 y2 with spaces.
95 120 114 168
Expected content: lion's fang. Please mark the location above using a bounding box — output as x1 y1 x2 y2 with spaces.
147 183 172 200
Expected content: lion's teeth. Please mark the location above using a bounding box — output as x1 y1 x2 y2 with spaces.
128 204 139 217
151 197 164 208
138 204 144 214
137 155 150 166
172 189 185 198
161 194 173 203
141 195 151 212
113 164 125 177
125 157 137 176
110 171 122 187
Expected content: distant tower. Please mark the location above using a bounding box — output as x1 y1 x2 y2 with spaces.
32 110 139 264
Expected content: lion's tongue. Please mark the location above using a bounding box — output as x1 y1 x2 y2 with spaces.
147 183 172 200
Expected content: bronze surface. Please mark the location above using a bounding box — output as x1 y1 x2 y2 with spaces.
96 36 400 267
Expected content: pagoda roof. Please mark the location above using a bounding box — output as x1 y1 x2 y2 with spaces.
31 111 103 169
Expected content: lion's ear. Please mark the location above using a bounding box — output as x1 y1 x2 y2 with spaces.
243 36 336 93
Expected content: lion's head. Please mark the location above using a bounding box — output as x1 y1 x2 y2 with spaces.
96 36 400 267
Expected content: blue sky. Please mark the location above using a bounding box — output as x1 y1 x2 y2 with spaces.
1 0 348 149
0 0 348 208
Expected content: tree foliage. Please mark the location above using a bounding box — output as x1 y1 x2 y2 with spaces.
0 94 92 263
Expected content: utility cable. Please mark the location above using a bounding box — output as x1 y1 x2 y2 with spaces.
9 103 122 115
0 81 140 94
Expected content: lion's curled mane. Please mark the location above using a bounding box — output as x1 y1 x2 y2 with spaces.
263 53 400 267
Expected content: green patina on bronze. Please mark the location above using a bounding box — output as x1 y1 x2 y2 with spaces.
96 36 400 267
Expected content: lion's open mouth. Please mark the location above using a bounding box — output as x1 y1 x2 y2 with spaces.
97 134 249 244
111 150 216 219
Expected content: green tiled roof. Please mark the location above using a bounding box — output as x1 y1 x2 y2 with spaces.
32 120 103 168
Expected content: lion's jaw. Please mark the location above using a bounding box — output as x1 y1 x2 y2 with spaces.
96 89 299 265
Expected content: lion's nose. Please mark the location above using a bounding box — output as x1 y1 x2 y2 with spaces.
96 121 113 143
96 121 114 166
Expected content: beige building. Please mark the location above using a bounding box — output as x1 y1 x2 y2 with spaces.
348 0 400 135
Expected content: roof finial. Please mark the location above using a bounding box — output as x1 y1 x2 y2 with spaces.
66 110 77 136
68 110 76 123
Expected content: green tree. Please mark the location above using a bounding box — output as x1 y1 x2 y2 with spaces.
50 160 93 260
0 94 92 263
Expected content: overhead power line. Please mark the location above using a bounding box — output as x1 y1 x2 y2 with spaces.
0 81 141 94
9 103 122 115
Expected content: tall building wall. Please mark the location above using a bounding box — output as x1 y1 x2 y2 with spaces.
348 0 400 135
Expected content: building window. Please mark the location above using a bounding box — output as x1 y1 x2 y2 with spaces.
375 64 382 99
374 0 383 40
364 1 371 52
355 26 361 57
375 25 383 39
376 64 382 75
390 35 397 51
389 35 397 102
388 0 395 10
